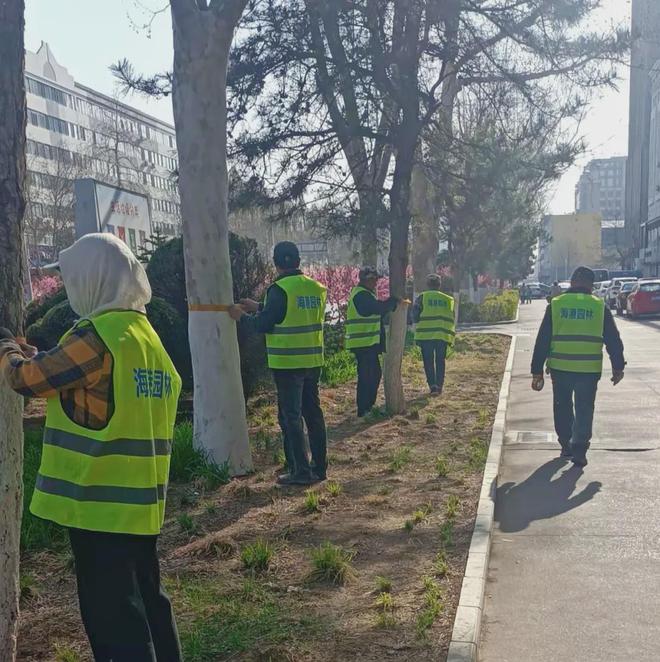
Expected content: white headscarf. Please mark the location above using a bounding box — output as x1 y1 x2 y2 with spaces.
58 233 152 318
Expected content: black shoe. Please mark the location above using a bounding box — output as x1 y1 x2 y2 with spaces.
276 472 317 486
560 447 572 458
571 455 588 468
310 464 327 481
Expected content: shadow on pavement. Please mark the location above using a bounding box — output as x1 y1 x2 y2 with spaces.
495 457 602 533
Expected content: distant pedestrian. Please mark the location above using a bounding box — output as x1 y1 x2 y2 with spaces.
0 234 183 661
531 266 625 467
520 283 529 304
550 281 563 298
231 241 328 485
413 274 455 395
345 267 399 417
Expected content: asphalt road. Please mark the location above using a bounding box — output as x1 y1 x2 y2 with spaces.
479 300 660 662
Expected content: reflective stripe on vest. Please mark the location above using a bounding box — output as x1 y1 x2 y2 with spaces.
414 291 456 343
265 274 327 369
547 293 605 373
345 286 381 350
31 311 181 536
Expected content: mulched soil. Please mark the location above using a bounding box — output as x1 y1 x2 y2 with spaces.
17 334 509 662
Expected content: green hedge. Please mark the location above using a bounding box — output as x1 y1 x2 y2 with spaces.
458 289 519 324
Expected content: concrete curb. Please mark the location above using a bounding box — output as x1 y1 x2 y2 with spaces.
458 303 520 329
446 334 517 662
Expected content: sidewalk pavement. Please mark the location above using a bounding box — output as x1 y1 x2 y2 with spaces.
478 301 660 662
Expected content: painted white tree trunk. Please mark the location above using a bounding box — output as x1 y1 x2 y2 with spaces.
0 388 23 661
171 4 252 474
383 306 408 414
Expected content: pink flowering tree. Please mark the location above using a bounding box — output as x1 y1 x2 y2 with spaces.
309 265 392 323
30 274 62 302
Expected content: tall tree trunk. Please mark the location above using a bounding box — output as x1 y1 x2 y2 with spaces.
360 223 378 266
0 0 27 657
411 164 437 293
383 142 415 415
171 1 252 473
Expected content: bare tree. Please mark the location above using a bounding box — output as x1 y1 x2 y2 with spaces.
24 144 82 256
0 0 27 657
88 98 149 191
169 0 252 472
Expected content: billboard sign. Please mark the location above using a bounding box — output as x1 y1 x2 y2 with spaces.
75 179 151 254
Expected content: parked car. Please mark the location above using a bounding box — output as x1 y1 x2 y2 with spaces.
606 277 637 309
594 281 609 299
627 280 660 318
528 282 551 299
615 281 637 315
558 281 571 292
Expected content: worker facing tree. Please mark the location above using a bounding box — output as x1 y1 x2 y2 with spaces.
0 234 183 660
345 267 400 417
230 241 328 486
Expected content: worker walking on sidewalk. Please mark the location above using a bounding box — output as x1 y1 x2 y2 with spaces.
0 234 182 662
531 266 625 467
413 274 455 395
230 241 328 485
345 267 399 417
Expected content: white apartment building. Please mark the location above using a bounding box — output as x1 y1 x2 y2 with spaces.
25 42 180 264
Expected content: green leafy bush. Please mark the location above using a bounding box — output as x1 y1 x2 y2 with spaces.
146 236 272 399
146 297 193 390
458 289 518 323
320 350 356 387
25 286 68 328
170 421 230 490
26 300 77 351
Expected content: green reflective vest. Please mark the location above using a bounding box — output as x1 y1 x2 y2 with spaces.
547 293 605 373
414 290 456 343
345 286 382 350
265 274 326 369
31 311 181 535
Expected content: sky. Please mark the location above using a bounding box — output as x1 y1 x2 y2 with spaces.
25 0 632 215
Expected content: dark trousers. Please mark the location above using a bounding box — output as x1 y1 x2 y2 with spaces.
418 340 448 391
551 370 600 455
353 347 382 416
273 367 327 478
68 528 181 662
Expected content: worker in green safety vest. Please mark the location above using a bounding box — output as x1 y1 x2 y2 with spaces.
345 267 399 416
230 241 328 485
0 233 182 661
531 266 625 467
413 274 455 395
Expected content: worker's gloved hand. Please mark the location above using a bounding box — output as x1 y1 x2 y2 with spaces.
611 370 624 386
531 374 545 391
239 298 260 313
0 327 37 359
228 304 246 321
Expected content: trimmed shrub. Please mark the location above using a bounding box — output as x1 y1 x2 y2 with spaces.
458 289 518 323
146 235 272 398
26 300 77 350
25 285 68 328
146 297 193 390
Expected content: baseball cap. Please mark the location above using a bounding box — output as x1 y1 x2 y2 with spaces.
273 241 300 269
359 266 381 281
570 266 596 285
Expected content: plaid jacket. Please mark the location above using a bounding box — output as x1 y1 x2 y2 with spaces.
0 325 113 429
